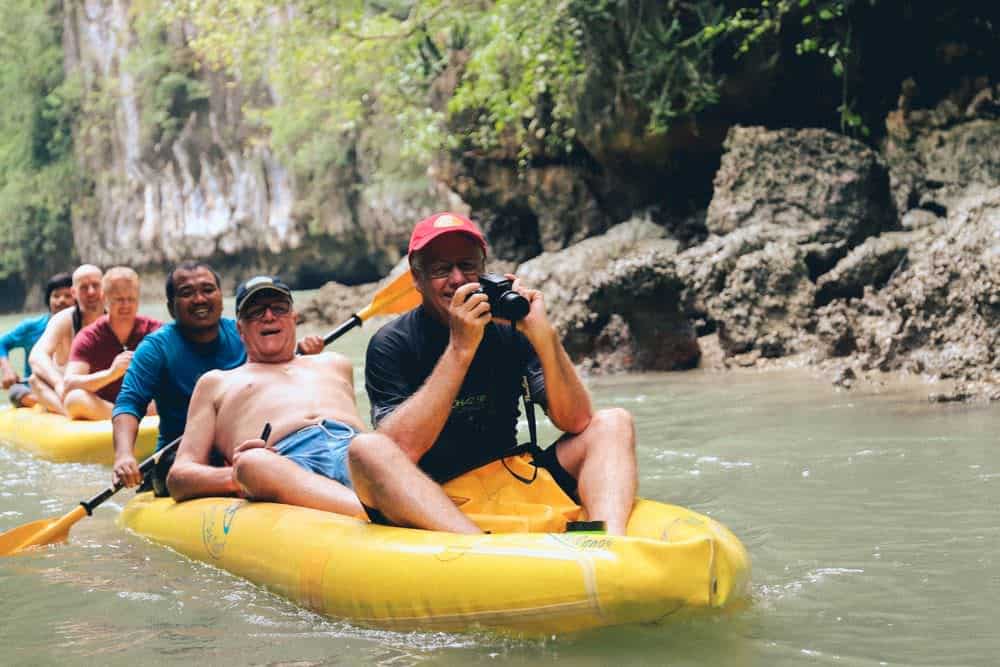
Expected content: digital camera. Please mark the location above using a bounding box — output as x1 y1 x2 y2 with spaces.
476 273 530 321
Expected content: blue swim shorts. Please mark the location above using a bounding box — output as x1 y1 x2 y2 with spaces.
273 419 356 489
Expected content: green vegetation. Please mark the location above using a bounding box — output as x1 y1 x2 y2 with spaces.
158 1 886 175
0 0 82 284
0 0 994 298
703 0 865 134
128 8 211 154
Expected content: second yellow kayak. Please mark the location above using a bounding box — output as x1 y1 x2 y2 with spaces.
0 406 158 465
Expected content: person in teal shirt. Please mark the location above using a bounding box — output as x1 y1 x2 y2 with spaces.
0 273 74 406
111 262 242 487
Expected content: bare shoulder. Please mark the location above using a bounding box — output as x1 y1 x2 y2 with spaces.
45 308 73 335
194 368 226 392
298 351 353 378
326 350 352 367
32 308 71 354
324 351 354 374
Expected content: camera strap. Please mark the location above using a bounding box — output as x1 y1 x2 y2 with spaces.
523 375 541 453
502 376 542 484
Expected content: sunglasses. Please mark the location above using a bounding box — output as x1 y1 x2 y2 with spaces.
241 301 292 321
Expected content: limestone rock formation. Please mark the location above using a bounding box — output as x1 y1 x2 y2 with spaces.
883 81 1000 217
516 219 696 373
706 126 898 247
843 187 1000 384
675 126 899 359
61 1 443 289
815 231 917 306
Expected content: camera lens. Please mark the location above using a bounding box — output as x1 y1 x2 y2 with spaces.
498 291 530 320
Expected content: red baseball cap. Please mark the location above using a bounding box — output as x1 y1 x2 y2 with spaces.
408 212 488 256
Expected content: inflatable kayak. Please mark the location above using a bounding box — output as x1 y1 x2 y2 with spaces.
120 455 750 634
0 406 158 465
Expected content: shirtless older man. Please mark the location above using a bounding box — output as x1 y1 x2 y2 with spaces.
28 264 105 414
167 276 402 517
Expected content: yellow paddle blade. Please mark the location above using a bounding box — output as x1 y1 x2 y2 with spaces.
0 505 88 556
357 271 419 321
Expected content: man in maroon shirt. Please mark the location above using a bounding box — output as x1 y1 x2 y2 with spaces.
64 266 162 420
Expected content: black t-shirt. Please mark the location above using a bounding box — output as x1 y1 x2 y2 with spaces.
365 306 546 482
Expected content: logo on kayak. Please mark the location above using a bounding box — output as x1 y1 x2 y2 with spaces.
202 501 244 559
550 534 614 551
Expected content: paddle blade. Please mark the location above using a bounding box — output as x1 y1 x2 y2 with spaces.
0 505 88 556
357 271 419 321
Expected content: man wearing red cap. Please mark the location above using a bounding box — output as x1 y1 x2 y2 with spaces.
354 212 637 535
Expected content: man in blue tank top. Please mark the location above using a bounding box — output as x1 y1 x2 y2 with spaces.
359 212 638 535
0 273 74 407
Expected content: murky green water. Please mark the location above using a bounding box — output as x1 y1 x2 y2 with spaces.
2 299 998 666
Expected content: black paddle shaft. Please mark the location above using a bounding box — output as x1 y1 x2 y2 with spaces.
322 315 361 346
80 437 182 515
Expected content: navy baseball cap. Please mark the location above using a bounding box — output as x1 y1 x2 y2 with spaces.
235 275 293 317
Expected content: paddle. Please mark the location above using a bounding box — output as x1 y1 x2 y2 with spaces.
0 436 181 555
0 270 421 556
320 270 420 345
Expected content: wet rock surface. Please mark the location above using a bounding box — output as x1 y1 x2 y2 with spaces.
516 219 695 373
814 231 916 306
706 126 898 245
306 105 1000 401
837 187 1000 385
297 281 375 329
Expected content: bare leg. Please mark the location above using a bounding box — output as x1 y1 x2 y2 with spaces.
20 394 38 408
348 433 482 534
28 374 67 416
233 447 365 518
552 407 637 536
63 388 114 421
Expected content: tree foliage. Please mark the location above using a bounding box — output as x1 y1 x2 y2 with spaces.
128 7 212 153
158 0 746 174
2 1 995 292
0 0 82 282
169 1 953 171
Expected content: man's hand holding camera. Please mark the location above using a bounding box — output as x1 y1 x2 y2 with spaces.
448 282 491 361
448 272 555 353
507 275 555 346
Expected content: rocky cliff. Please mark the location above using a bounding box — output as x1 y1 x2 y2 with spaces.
303 83 1000 401
60 0 450 293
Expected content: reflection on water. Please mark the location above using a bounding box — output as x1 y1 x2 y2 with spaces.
2 304 1000 665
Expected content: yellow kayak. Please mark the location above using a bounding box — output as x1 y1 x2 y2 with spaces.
0 406 158 465
120 455 751 634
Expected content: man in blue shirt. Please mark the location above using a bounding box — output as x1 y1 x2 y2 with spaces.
111 261 323 488
1 273 74 407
